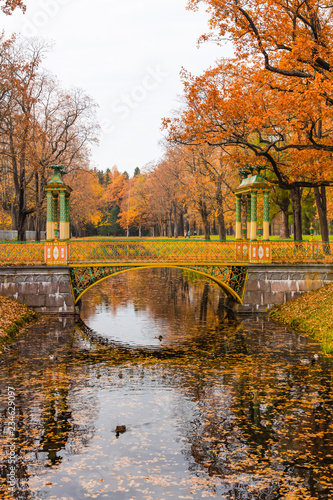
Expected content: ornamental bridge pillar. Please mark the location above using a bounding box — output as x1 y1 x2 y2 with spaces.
235 167 271 264
44 165 72 265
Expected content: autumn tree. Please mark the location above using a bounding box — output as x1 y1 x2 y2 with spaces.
103 166 128 209
29 75 99 239
0 0 25 15
118 173 151 237
96 166 128 236
164 59 333 241
0 38 99 240
0 38 43 241
67 169 103 237
184 0 333 242
164 144 236 240
145 153 188 237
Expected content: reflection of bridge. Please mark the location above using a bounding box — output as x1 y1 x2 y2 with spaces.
0 239 332 313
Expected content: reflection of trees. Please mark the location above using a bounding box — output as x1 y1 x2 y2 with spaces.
39 368 72 467
78 268 333 498
80 268 248 357
175 356 333 499
0 319 98 499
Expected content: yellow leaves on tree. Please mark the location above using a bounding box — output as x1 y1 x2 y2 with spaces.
67 170 103 237
118 174 150 235
104 166 128 209
0 207 12 229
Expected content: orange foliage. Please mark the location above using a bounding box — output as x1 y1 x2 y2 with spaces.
164 59 333 187
104 166 128 209
118 174 150 234
0 0 25 15
67 169 103 236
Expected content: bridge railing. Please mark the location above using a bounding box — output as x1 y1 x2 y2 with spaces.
68 240 240 263
67 240 333 264
271 241 333 263
0 240 332 266
0 242 45 265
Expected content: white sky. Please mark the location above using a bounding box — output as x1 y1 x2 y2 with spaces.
1 0 232 176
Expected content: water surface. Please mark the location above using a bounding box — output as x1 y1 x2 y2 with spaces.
0 268 332 499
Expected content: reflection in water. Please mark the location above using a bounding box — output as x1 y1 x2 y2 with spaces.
80 268 240 352
0 268 332 499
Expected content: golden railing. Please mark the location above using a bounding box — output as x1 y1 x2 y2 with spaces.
271 241 333 263
0 242 45 266
0 240 332 266
68 240 239 263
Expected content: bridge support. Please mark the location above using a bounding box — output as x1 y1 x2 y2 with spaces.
239 264 333 312
0 267 77 314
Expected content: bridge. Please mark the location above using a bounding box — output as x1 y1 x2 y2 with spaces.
0 239 333 314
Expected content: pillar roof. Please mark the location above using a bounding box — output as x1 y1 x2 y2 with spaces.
44 165 72 195
235 173 269 195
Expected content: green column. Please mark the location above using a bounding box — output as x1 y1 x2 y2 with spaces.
250 190 257 241
247 195 251 240
46 191 53 240
59 192 66 221
263 190 270 240
52 195 58 224
235 194 242 240
59 191 67 240
53 194 59 239
65 195 70 223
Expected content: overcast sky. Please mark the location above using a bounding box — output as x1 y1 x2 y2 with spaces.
1 0 232 175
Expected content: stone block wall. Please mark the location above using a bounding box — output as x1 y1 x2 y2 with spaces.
240 264 333 312
0 266 76 314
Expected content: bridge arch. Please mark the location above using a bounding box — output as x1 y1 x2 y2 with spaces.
69 264 248 304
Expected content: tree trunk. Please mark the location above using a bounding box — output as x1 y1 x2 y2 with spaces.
290 186 302 241
212 218 216 236
11 203 17 230
15 167 28 242
173 204 178 238
167 212 172 238
16 192 27 242
33 170 44 241
10 131 29 242
280 210 290 239
313 185 330 253
215 177 226 240
34 212 42 241
17 217 26 241
199 201 210 240
199 282 209 322
178 209 184 238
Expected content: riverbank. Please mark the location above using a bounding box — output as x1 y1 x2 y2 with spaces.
0 294 38 354
269 282 333 354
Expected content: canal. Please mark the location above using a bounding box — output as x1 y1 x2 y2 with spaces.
0 268 333 499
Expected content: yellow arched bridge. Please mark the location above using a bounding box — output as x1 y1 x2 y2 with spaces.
69 264 248 304
0 238 331 305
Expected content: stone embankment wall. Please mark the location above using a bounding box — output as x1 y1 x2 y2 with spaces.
0 267 76 314
241 264 333 312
